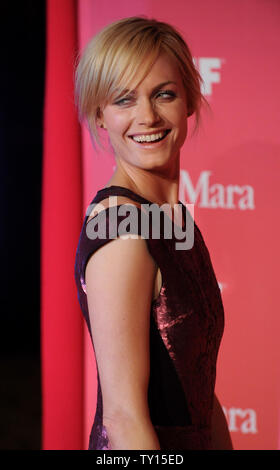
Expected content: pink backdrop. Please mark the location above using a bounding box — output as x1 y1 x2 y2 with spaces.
77 0 280 450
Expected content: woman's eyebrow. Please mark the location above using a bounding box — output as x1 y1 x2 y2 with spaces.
152 81 177 92
116 81 177 97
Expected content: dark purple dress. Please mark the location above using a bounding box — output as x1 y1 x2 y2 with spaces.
74 185 224 450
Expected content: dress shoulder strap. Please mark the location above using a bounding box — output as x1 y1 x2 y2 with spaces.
92 185 153 206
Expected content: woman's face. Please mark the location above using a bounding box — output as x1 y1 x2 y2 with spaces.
98 52 188 172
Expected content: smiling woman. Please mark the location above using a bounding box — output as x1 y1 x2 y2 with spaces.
74 16 233 451
94 52 189 175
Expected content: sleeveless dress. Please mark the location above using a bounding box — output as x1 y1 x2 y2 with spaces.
74 185 225 450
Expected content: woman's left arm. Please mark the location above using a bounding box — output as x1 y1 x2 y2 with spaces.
211 394 234 450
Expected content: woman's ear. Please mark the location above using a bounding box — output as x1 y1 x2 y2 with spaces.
186 101 195 117
97 118 105 128
96 107 106 129
185 96 195 118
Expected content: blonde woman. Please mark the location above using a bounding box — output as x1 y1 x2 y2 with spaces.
74 17 233 451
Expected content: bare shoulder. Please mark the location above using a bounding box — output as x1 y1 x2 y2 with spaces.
85 194 162 302
85 192 155 284
85 230 157 290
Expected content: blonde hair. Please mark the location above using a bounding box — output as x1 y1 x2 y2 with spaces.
74 16 207 148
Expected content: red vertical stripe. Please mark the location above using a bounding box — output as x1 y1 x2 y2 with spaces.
41 0 84 449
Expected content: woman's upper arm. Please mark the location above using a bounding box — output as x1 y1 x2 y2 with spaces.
85 234 157 423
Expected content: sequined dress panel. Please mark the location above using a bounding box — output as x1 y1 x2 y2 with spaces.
74 186 225 450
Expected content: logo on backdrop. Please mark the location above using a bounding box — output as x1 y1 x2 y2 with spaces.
194 57 223 96
180 170 255 210
223 406 258 434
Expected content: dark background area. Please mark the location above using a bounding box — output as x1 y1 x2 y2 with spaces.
0 1 45 449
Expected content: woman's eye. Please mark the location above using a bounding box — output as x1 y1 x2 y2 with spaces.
156 90 176 99
114 97 132 106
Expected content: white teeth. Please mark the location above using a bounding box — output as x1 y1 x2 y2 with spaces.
132 131 167 143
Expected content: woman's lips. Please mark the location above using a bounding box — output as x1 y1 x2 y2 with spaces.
128 129 171 146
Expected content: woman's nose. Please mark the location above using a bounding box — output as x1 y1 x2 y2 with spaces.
136 98 161 126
